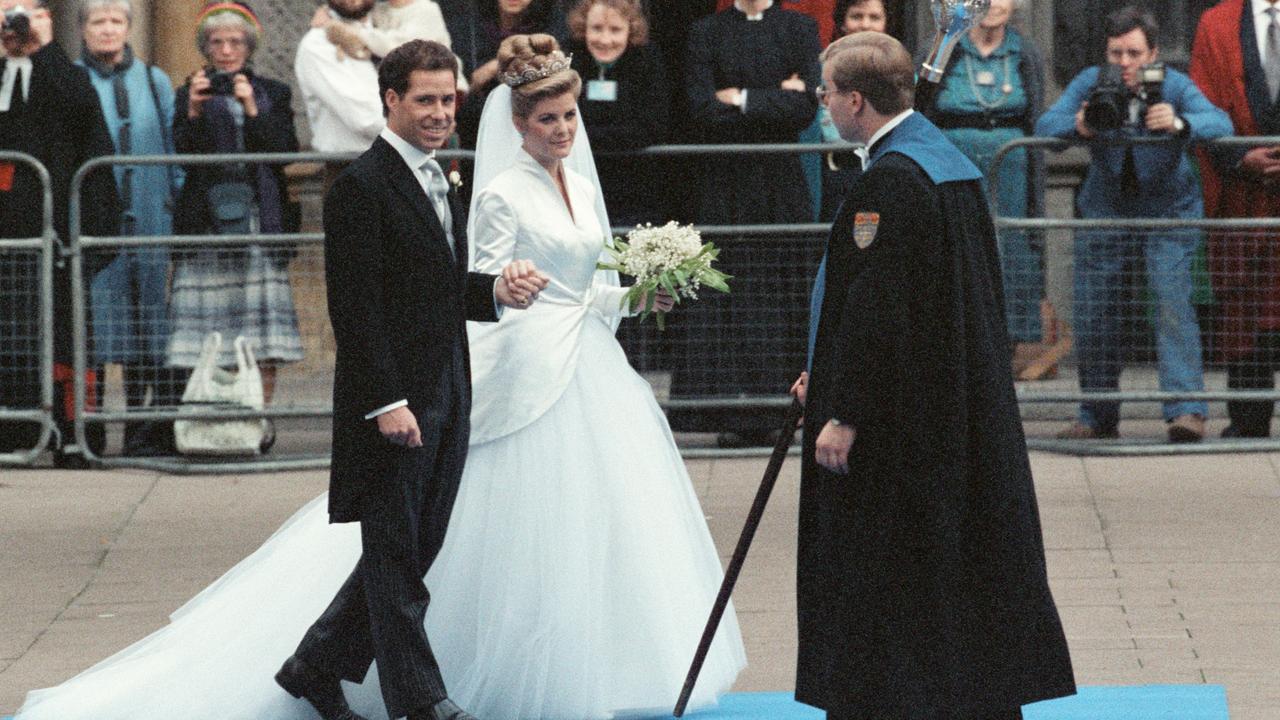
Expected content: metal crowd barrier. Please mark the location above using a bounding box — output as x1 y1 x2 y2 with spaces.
989 135 1280 454
59 145 846 470
55 136 1280 469
0 152 56 467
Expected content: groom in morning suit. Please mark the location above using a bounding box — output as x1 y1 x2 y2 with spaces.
276 40 548 720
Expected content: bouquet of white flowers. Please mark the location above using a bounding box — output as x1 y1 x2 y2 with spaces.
598 221 731 330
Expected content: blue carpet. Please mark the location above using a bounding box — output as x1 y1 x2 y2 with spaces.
0 686 1231 720
664 686 1229 720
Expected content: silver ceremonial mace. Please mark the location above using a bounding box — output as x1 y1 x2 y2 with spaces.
920 0 992 83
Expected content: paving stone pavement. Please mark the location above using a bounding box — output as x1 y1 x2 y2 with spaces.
2 451 1278 718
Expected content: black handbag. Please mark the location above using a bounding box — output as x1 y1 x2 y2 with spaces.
206 180 256 235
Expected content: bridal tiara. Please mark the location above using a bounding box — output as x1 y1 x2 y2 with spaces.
499 53 574 88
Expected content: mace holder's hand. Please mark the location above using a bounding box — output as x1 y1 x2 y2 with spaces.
920 0 991 83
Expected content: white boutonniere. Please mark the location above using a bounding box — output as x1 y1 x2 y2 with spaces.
448 170 463 191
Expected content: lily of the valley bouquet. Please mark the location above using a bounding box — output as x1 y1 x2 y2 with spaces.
598 221 731 330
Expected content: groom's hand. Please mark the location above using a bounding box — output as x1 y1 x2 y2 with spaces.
377 406 423 448
815 419 855 475
496 259 550 309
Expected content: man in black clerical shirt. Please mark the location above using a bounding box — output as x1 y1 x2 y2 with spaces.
0 0 120 459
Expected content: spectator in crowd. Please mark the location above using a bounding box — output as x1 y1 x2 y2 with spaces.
295 0 384 154
1036 6 1231 443
78 0 185 457
916 0 1046 351
567 0 666 228
714 0 834 48
169 1 303 452
1190 0 1280 438
674 0 820 446
455 0 566 146
0 0 120 459
817 0 888 222
308 0 469 90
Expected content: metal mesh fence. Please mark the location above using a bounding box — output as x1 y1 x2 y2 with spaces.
996 136 1280 452
0 152 54 465
42 138 1280 468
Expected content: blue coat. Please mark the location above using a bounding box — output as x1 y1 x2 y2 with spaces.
78 48 181 236
1035 66 1232 218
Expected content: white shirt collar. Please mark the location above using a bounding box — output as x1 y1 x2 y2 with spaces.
0 56 33 113
1255 0 1280 19
866 109 913 153
380 126 437 173
734 0 773 20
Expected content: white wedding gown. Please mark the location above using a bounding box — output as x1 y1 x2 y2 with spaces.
15 150 746 720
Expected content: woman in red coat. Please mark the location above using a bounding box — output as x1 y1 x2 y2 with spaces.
1190 0 1280 437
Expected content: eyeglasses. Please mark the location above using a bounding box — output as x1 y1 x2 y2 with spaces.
815 85 850 103
208 37 247 49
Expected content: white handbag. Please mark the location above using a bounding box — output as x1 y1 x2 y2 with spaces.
174 332 267 456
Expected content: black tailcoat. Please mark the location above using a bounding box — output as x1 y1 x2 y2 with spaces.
324 137 497 524
798 140 1075 714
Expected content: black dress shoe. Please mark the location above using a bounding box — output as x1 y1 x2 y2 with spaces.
275 656 368 720
1222 424 1270 439
409 697 479 720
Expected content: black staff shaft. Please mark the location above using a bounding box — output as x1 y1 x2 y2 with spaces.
673 399 804 717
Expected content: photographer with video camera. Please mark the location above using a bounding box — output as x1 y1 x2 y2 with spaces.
0 0 121 460
1036 5 1232 443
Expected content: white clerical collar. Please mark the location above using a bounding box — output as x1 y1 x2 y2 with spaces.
734 0 773 21
0 56 33 113
380 126 436 173
866 109 913 152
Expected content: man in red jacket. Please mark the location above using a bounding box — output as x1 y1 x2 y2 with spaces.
1190 0 1280 438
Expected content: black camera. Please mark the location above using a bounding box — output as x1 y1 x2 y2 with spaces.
206 69 237 96
2 7 31 39
1084 62 1166 132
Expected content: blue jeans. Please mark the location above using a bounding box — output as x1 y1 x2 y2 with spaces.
1073 229 1207 430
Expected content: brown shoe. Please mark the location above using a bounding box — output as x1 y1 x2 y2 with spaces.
1168 414 1206 443
1055 422 1119 440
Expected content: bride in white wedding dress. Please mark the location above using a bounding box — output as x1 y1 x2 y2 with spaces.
15 34 745 720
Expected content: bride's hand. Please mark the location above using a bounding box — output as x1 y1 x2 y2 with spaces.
633 288 675 314
496 259 549 309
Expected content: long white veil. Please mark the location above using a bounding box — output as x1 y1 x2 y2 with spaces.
466 84 621 327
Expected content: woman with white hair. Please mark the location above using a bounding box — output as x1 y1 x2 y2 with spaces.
167 1 303 452
915 0 1047 354
78 0 186 456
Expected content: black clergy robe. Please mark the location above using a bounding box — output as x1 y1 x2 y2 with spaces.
798 113 1075 717
0 41 120 452
669 4 820 435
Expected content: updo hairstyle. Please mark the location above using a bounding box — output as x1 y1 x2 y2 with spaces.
497 34 582 118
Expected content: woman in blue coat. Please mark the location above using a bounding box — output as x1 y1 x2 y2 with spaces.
79 0 185 456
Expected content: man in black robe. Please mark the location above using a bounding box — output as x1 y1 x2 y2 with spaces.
791 32 1075 719
0 0 119 457
671 0 820 445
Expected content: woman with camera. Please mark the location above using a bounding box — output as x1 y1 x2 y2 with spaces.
168 1 303 452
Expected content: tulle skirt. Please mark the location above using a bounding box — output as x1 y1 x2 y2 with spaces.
16 315 745 720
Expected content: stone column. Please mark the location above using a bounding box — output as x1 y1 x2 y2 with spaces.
151 0 204 85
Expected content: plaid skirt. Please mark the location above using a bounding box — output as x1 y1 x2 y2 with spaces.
166 246 303 368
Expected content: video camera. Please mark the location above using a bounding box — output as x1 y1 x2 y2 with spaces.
1084 62 1166 132
1 6 31 40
